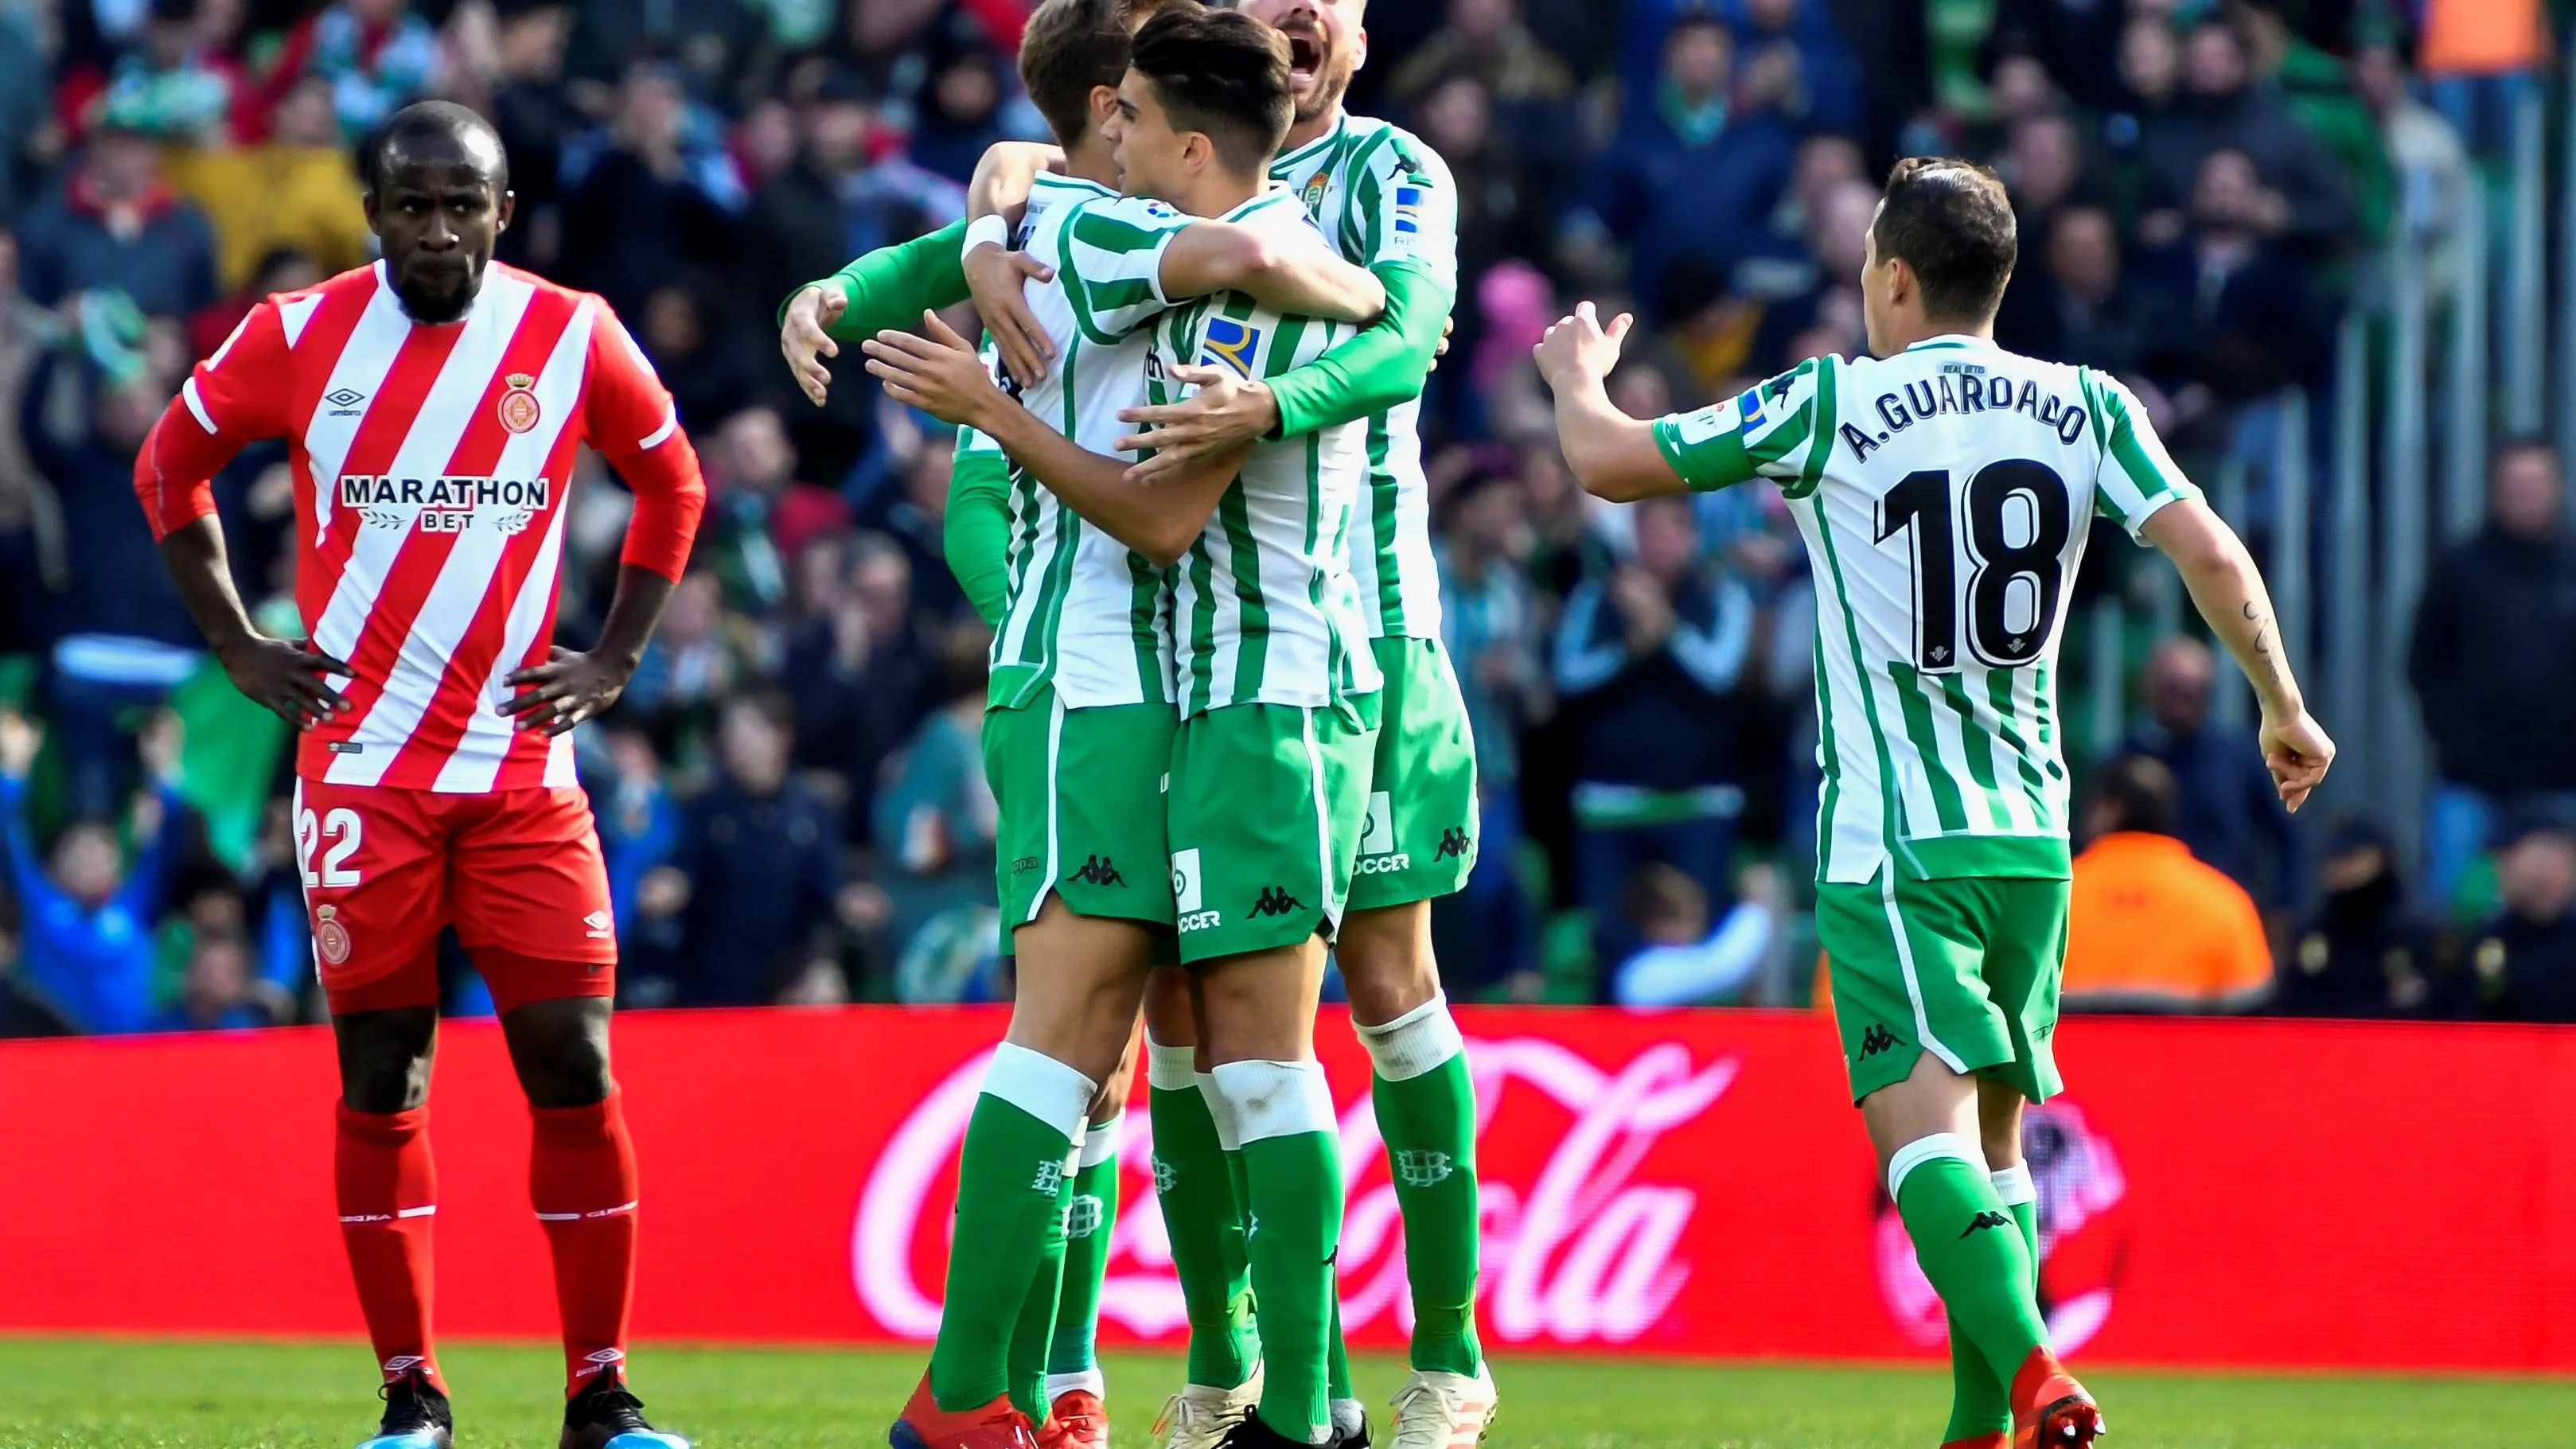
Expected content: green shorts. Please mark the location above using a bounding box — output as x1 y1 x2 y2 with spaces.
984 689 1177 942
1347 636 1480 912
1166 694 1380 964
1814 871 2069 1106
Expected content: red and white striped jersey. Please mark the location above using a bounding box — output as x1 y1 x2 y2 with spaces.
135 260 707 793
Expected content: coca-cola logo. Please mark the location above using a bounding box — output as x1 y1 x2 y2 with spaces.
852 1037 1739 1345
1873 1099 2130 1354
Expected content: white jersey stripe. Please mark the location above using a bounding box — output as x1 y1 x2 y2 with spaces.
302 275 412 543
181 378 216 434
322 271 546 784
434 485 571 793
278 292 323 348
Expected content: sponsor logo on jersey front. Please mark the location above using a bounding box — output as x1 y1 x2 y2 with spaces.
1200 317 1263 379
340 473 551 534
1356 789 1410 873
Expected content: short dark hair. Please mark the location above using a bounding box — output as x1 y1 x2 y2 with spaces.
2089 754 2180 838
1020 0 1191 147
1872 157 2017 324
1128 5 1293 175
364 99 509 195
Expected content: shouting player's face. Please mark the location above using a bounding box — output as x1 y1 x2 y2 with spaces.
1240 0 1366 126
367 136 513 325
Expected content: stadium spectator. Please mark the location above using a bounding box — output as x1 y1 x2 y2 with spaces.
2134 147 2329 417
2416 0 2550 157
90 0 242 146
635 276 758 435
1995 205 2158 380
1981 0 2130 113
1553 493 1757 983
620 569 757 764
263 0 444 143
2466 813 2576 1023
2350 40 2474 293
1571 11 1798 317
14 123 219 320
555 59 746 325
2122 637 2304 916
485 1 584 272
155 929 266 1031
908 38 1013 184
166 75 372 298
869 634 995 966
1714 0 1861 137
1611 860 1780 1007
2274 817 2457 1020
641 691 847 1008
2409 438 2576 914
707 405 851 592
781 533 938 839
1387 0 1578 177
0 3 49 225
0 710 188 1035
2136 18 2356 255
2064 754 2274 1014
1435 465 1546 996
562 0 766 99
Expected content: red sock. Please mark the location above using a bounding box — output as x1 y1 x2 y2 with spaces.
530 1088 640 1398
334 1102 442 1392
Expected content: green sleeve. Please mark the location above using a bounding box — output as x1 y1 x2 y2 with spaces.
1649 358 1832 495
780 220 976 341
1265 263 1453 439
944 429 1014 628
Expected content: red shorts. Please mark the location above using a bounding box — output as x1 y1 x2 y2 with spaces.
294 777 618 1016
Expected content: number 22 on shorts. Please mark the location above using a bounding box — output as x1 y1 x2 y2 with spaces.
296 802 364 889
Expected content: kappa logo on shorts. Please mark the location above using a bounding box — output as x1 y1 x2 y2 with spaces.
1859 1024 1900 1058
1071 854 1126 887
1012 855 1043 875
1172 848 1221 932
1249 885 1305 918
1435 826 1472 860
1356 790 1411 873
314 905 353 967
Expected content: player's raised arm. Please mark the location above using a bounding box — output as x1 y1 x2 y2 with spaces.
1155 221 1385 323
962 139 1069 387
1535 302 1686 502
866 311 1247 566
134 298 353 727
779 220 979 406
502 302 709 737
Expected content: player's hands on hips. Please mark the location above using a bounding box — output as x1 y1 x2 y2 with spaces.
864 311 1007 430
2259 707 2335 813
216 633 352 730
964 243 1055 388
1534 301 1633 391
781 285 846 407
1113 364 1277 481
501 646 630 736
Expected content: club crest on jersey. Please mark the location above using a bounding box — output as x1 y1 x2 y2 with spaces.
1300 170 1330 215
314 905 351 967
497 372 541 434
1200 317 1261 379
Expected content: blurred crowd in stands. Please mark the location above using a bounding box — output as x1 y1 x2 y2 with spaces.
1 0 2572 1032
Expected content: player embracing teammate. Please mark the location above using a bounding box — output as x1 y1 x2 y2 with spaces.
780 2 1490 1448
1537 159 2336 1449
135 104 703 1449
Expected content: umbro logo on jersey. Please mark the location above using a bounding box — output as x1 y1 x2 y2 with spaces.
1071 855 1125 886
1249 886 1304 918
1859 1024 1900 1058
324 388 368 415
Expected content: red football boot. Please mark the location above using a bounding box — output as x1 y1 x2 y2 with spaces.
1035 1389 1108 1449
889 1374 1039 1449
2009 1350 2106 1449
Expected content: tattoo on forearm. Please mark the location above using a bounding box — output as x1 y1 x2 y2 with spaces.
2242 599 2285 687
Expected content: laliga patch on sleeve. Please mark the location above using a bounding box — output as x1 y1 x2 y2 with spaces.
1674 395 1744 444
1385 184 1428 255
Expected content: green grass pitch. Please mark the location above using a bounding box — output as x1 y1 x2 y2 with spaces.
0 1338 2562 1447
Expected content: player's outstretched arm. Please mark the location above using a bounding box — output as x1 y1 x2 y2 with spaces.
2141 497 2334 812
781 220 978 406
1157 224 1386 325
1537 302 1687 502
1112 266 1453 481
865 312 1248 566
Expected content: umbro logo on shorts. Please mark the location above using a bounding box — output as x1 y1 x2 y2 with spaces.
1071 854 1125 886
1859 1024 1900 1058
1249 886 1304 918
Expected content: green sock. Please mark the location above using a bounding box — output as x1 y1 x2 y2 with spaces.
1048 1111 1123 1379
929 1045 1096 1415
1358 999 1483 1375
1892 1139 2048 1403
1146 1054 1257 1390
1213 1059 1344 1445
1941 1163 2039 1443
1007 1139 1078 1422
1328 1290 1353 1401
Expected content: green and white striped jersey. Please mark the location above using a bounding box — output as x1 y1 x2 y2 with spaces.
985 175 1194 711
1270 111 1456 641
1652 335 2200 884
1148 189 1382 718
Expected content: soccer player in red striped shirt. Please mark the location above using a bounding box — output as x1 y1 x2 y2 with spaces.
134 102 704 1449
